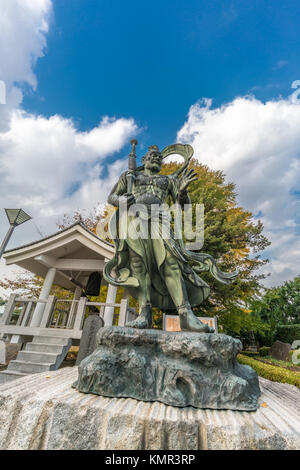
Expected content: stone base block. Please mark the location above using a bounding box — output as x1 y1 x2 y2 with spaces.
0 368 299 450
73 326 260 411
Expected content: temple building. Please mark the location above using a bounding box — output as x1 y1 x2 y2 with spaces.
0 223 133 383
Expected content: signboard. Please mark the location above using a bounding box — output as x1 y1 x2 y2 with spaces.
163 314 218 333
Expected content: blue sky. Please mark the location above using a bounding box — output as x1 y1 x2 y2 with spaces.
1 0 300 288
23 0 300 152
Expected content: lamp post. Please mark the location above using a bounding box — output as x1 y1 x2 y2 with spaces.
0 209 32 259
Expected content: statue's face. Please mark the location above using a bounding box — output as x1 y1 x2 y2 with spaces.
143 149 163 173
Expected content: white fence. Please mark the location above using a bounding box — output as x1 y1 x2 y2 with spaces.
0 294 133 337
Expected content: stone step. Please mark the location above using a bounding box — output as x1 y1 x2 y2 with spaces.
25 343 64 354
32 335 70 346
17 351 58 364
7 360 51 374
0 370 28 385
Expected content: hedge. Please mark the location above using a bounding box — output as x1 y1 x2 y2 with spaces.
275 324 300 344
237 354 300 388
241 351 259 357
241 347 270 357
258 346 270 357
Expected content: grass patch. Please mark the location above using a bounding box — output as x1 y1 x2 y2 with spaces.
261 355 300 370
238 354 300 389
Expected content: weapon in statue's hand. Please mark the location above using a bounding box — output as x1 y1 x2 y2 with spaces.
127 139 137 194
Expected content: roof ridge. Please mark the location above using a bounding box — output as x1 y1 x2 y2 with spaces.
4 221 113 254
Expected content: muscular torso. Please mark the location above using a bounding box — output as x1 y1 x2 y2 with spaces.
108 170 189 208
132 173 170 205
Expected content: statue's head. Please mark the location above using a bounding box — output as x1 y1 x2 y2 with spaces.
142 145 163 173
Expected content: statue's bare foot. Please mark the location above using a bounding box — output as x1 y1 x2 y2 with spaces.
179 306 214 333
126 303 152 329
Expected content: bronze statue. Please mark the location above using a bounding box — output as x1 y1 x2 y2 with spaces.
75 141 260 412
104 141 237 332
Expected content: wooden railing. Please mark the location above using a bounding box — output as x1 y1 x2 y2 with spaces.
0 294 134 332
48 299 76 329
0 294 46 328
70 298 130 331
47 297 131 330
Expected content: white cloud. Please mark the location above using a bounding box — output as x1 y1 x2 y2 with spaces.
0 0 51 86
0 0 137 223
0 0 138 296
176 96 300 287
0 0 52 127
0 110 137 220
0 0 137 241
0 111 135 297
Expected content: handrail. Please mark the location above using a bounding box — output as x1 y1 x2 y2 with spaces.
86 301 122 307
14 298 122 307
15 297 77 303
1 294 130 331
15 297 47 303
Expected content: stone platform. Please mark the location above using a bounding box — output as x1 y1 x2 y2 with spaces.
73 326 260 411
0 367 299 450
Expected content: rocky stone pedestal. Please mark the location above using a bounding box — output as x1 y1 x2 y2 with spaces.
73 326 260 411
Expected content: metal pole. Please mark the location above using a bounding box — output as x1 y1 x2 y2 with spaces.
126 139 137 193
0 224 15 259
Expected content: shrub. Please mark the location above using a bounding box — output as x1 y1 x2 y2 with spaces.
241 351 259 357
275 324 300 344
258 346 270 357
237 354 300 388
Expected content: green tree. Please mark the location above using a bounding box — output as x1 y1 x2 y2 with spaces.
249 276 300 345
270 276 300 324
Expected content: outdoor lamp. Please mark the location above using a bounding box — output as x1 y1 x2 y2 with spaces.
0 209 32 259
